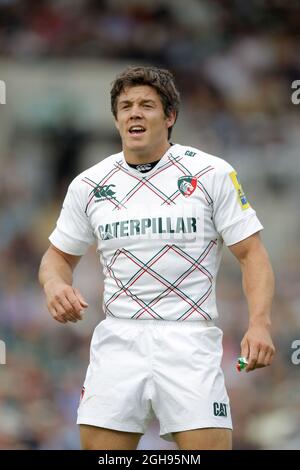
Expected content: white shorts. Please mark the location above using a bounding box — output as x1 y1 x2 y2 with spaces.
77 317 232 441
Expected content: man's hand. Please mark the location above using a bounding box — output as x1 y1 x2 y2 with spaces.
229 234 275 373
240 325 275 372
44 280 88 324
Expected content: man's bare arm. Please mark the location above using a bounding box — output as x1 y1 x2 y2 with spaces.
229 232 275 372
39 244 88 324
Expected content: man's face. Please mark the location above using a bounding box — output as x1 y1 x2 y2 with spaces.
115 85 175 155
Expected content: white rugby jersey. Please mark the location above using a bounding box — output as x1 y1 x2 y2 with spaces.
49 144 263 322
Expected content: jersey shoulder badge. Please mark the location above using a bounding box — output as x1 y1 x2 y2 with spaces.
229 171 250 210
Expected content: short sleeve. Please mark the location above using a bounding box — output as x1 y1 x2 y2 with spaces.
49 179 95 255
212 162 263 246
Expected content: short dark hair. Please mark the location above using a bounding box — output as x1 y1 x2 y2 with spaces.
110 66 180 139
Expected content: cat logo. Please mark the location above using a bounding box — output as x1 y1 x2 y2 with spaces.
185 150 196 157
213 402 228 417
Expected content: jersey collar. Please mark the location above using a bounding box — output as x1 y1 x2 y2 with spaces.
121 143 178 177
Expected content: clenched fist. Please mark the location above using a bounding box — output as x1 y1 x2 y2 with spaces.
44 280 88 324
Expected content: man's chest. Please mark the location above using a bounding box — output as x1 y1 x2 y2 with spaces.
84 166 215 246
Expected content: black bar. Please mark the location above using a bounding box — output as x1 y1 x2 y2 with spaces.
0 450 295 466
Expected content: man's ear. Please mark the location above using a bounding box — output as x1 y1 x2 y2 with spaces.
166 110 176 130
115 119 120 131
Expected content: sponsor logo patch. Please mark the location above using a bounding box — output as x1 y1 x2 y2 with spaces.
185 150 196 157
93 184 116 201
178 176 197 197
213 402 228 417
229 171 250 210
135 163 153 172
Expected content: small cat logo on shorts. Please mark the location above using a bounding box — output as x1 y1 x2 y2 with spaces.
178 176 197 197
213 402 227 417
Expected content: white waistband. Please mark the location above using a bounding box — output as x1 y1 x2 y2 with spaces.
103 316 215 329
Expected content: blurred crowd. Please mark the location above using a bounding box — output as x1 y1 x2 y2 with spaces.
1 0 300 449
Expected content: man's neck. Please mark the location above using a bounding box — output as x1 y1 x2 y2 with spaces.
123 142 171 165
